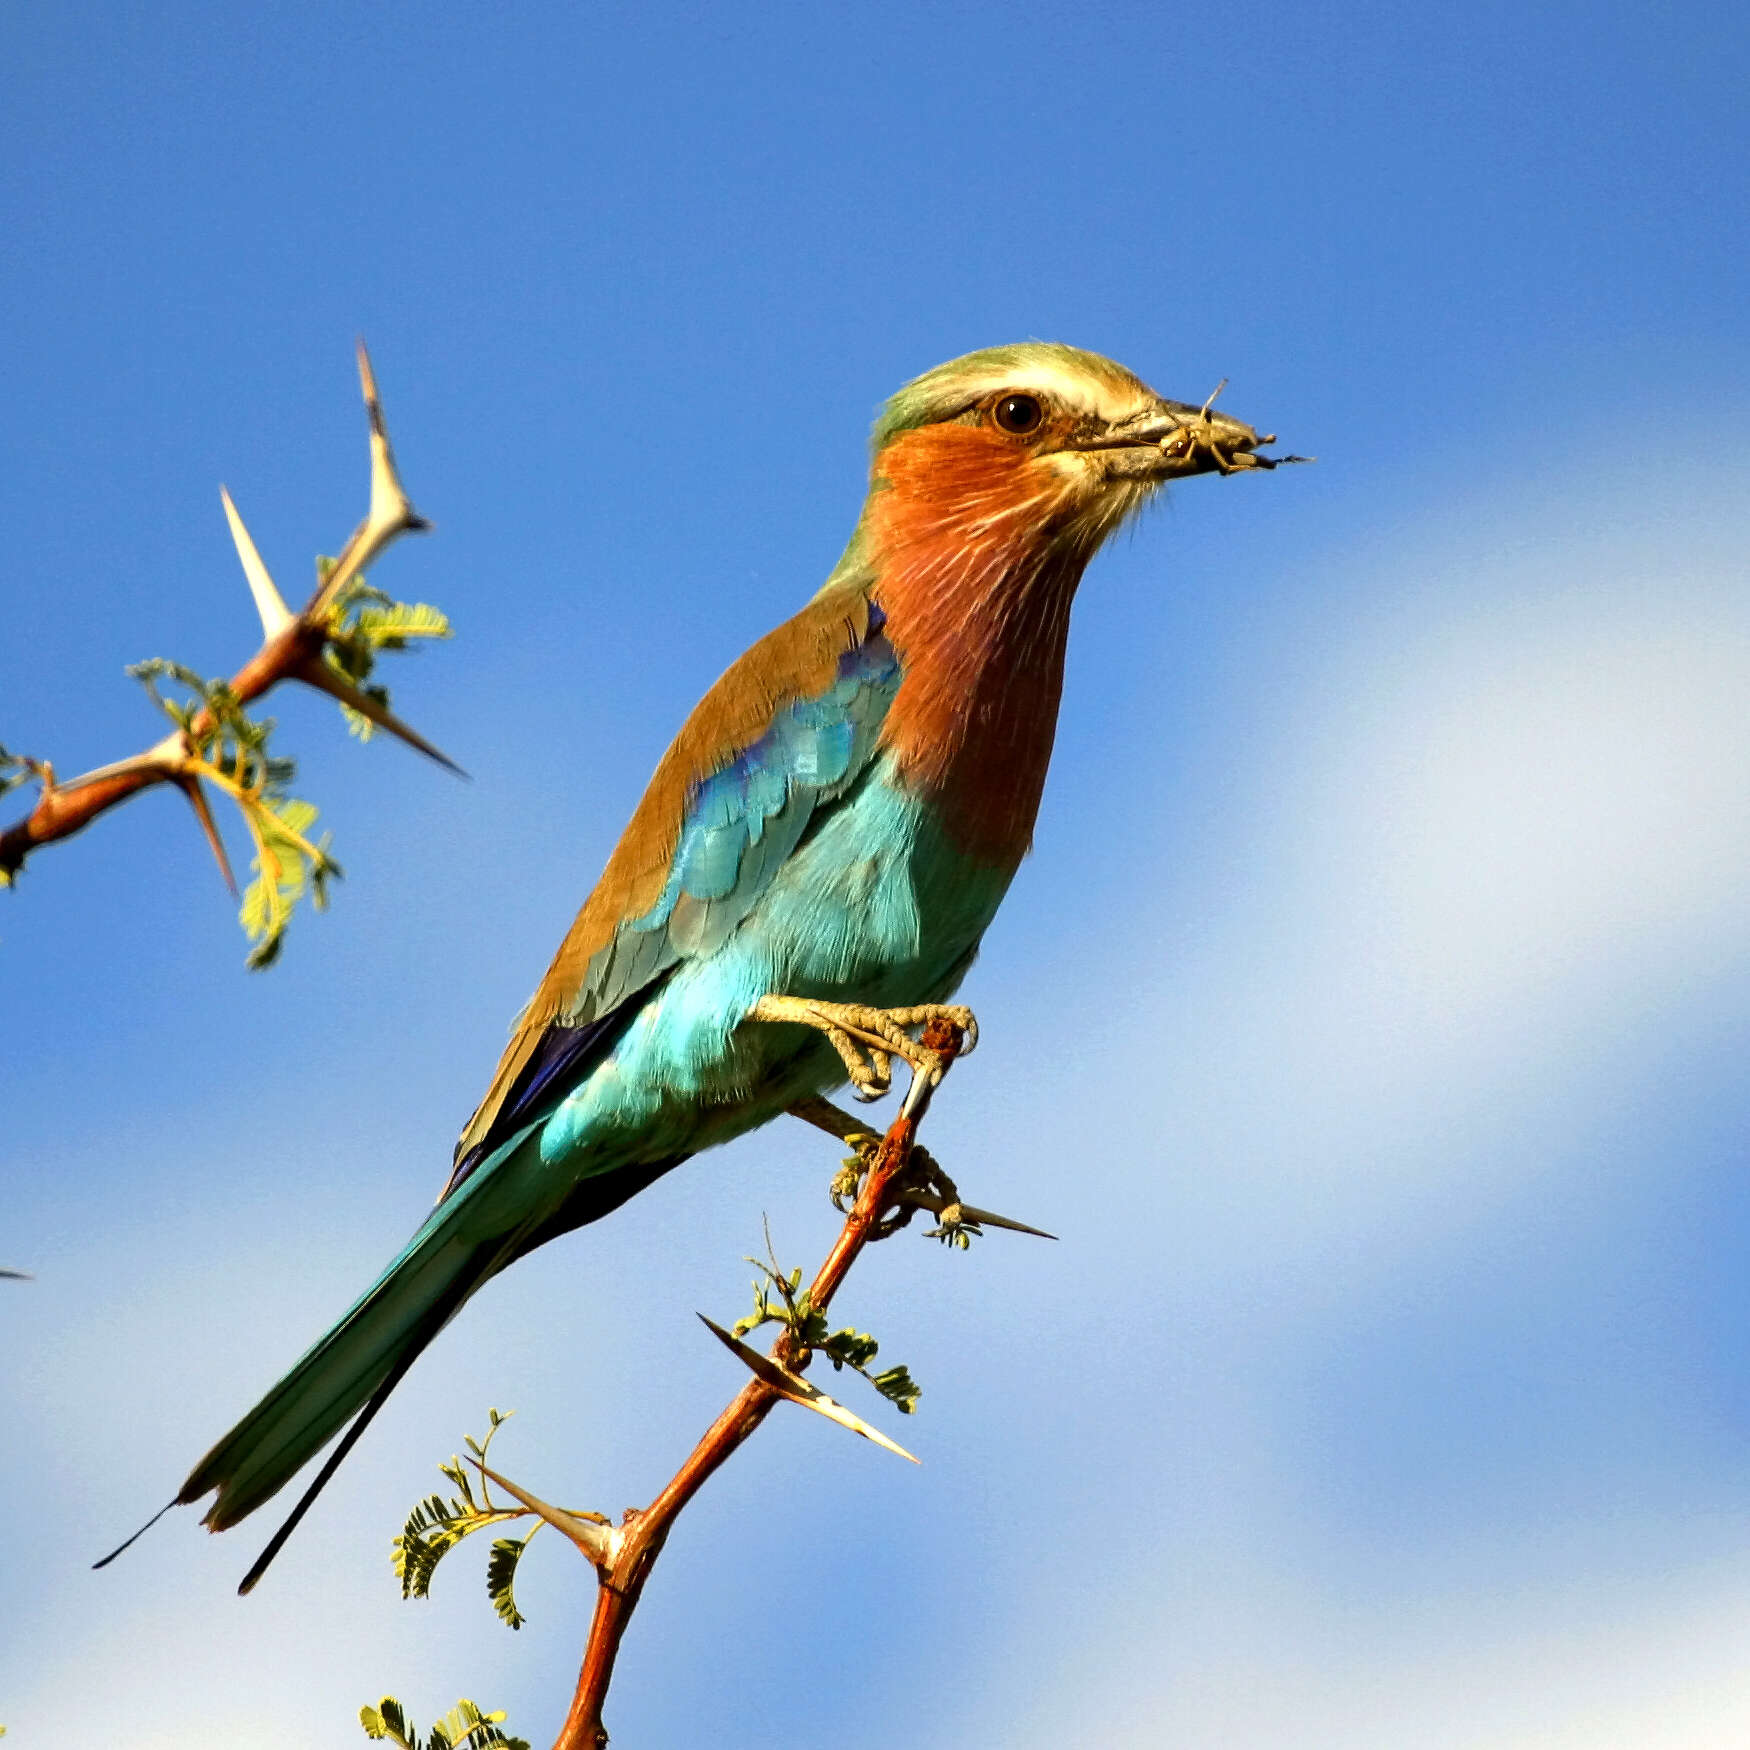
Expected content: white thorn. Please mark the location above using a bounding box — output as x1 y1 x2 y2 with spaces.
467 1457 618 1567
308 342 430 620
295 656 466 775
899 1054 938 1124
221 487 294 638
357 337 427 549
698 1315 920 1463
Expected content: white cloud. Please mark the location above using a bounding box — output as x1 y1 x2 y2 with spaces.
1003 1552 1750 1750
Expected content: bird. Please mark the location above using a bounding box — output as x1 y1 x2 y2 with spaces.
159 342 1292 1589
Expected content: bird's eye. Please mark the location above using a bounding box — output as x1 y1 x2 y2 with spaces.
993 393 1044 435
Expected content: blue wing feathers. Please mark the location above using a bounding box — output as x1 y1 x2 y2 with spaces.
742 761 789 825
449 624 899 1200
584 627 899 1018
617 920 670 993
441 1000 643 1198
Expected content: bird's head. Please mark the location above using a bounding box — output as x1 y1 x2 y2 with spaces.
857 342 1299 575
830 345 1300 858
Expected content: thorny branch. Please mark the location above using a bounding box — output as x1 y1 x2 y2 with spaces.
0 343 457 962
550 1015 970 1750
383 1017 1058 1749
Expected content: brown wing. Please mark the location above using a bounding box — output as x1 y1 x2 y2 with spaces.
450 583 877 1172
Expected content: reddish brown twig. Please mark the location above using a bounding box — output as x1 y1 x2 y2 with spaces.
0 342 448 887
545 1019 965 1750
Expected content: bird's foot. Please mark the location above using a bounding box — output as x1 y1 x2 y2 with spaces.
788 1092 1057 1247
749 996 977 1102
873 1141 962 1241
813 1120 957 1240
839 1136 1048 1245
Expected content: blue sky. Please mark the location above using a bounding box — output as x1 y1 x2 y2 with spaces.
4 3 1749 1745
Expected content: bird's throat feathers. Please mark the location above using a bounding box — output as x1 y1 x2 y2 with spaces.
865 421 1142 865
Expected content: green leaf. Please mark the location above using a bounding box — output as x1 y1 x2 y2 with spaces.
486 1534 531 1630
393 1488 509 1601
927 1217 979 1249
238 795 340 970
124 654 352 968
320 566 452 738
439 1457 478 1505
340 690 390 742
360 1697 415 1746
358 1697 528 1750
353 600 452 646
390 1414 529 1602
729 1240 924 1413
821 1327 881 1373
127 658 211 733
871 1364 921 1414
0 745 33 800
430 1701 528 1750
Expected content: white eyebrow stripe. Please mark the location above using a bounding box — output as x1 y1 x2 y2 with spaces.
952 359 1152 425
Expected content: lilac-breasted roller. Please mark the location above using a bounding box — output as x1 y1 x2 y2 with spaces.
171 344 1289 1585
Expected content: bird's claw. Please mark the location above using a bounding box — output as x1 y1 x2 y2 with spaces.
749 996 976 1102
831 1140 954 1240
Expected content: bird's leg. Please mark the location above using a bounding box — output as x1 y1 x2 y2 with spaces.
788 1092 871 1146
748 996 977 1102
791 1094 925 1238
787 1091 1057 1245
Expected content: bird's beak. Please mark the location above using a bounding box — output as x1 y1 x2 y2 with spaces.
1063 387 1310 480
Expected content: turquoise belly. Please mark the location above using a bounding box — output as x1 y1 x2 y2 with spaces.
538 762 1014 1167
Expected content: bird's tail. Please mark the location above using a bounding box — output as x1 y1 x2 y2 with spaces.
177 1194 510 1541
168 1136 687 1591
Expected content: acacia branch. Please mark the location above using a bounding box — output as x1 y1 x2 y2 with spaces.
0 342 452 891
545 1018 968 1750
373 1017 1054 1745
